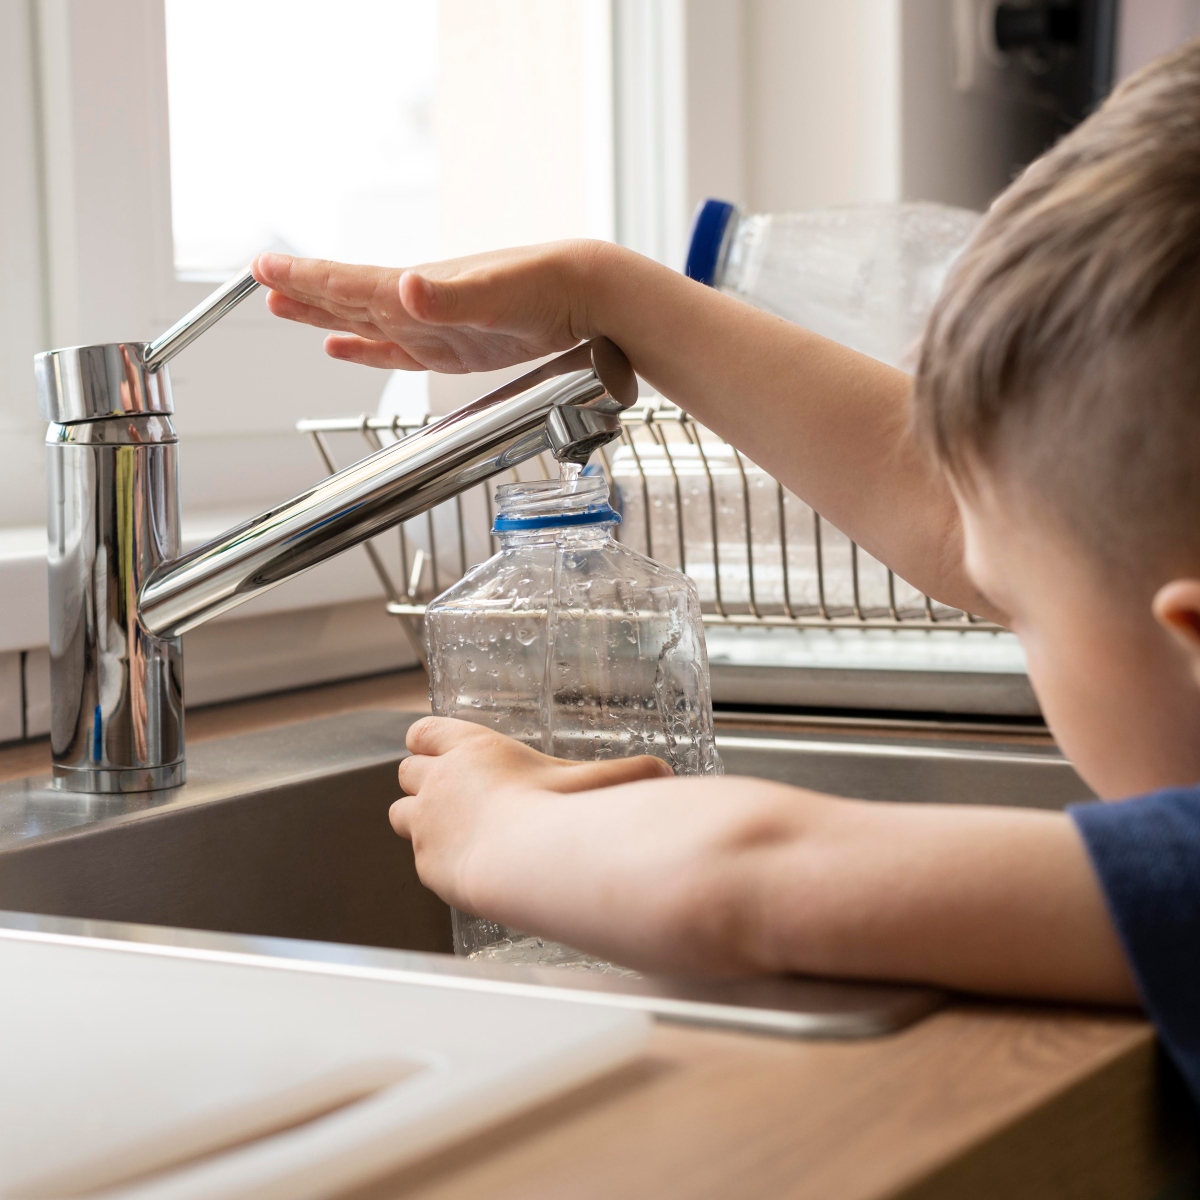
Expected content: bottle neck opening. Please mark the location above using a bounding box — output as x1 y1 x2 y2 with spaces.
492 474 620 534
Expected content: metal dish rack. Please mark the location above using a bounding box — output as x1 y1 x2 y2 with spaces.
298 404 1030 715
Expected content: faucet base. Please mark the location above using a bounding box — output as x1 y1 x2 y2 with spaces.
51 761 186 795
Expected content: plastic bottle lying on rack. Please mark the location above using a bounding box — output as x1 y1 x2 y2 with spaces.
607 412 935 618
685 199 980 367
424 472 722 970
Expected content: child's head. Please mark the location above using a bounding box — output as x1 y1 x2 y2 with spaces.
915 39 1200 798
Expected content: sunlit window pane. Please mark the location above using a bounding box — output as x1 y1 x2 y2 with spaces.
165 0 438 278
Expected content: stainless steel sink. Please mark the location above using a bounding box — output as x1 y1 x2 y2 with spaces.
715 728 1092 809
0 710 1091 1037
0 714 450 956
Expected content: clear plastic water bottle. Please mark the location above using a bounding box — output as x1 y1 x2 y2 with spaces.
424 471 721 969
685 199 980 368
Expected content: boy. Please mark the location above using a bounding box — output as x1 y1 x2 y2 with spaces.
253 43 1200 1099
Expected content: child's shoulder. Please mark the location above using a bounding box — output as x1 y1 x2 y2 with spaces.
1073 784 1200 849
1070 787 1200 1104
1071 784 1200 915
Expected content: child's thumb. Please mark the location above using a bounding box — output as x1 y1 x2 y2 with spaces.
557 755 675 793
400 269 492 326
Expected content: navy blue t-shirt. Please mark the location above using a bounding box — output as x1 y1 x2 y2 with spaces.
1070 787 1200 1104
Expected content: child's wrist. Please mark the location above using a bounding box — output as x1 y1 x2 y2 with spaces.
458 786 560 915
557 240 647 346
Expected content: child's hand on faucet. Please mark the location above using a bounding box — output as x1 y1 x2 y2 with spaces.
251 243 612 374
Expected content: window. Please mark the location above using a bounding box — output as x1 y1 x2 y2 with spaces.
165 0 440 279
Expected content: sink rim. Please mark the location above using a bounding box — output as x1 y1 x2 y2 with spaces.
0 709 424 854
0 710 1083 855
0 908 945 1040
715 732 1072 768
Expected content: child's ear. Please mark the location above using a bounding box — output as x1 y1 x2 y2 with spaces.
1152 580 1200 683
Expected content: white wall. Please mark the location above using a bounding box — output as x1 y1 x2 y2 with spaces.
0 53 44 747
1118 0 1200 78
0 0 49 528
683 0 747 217
628 0 903 256
619 0 904 264
898 0 1060 210
744 0 901 211
686 0 1062 219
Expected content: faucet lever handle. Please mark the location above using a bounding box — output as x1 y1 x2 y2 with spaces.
142 267 261 372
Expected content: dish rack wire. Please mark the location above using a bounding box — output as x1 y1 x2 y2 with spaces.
297 404 1000 669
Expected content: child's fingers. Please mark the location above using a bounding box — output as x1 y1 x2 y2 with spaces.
396 753 427 796
323 335 428 370
404 716 445 755
388 795 414 838
253 252 397 310
263 289 376 335
405 715 492 756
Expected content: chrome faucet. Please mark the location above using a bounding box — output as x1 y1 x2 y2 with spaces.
36 269 635 794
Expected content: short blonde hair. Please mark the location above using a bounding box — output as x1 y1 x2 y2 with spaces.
915 38 1200 578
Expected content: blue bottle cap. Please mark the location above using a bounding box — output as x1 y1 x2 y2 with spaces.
684 199 738 286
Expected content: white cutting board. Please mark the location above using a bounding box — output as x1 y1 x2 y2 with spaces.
0 930 649 1199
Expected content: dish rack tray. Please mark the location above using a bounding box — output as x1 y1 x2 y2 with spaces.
298 404 1032 716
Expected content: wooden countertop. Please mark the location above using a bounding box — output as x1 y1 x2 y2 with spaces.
1 671 1191 1199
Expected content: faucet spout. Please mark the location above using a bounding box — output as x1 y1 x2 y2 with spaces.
139 338 634 639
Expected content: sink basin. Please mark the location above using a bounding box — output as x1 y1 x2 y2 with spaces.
0 714 450 956
0 710 1091 1037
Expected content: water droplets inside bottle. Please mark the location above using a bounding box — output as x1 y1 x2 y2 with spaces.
424 472 721 971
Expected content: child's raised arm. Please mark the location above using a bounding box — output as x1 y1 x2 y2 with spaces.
253 243 1001 621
